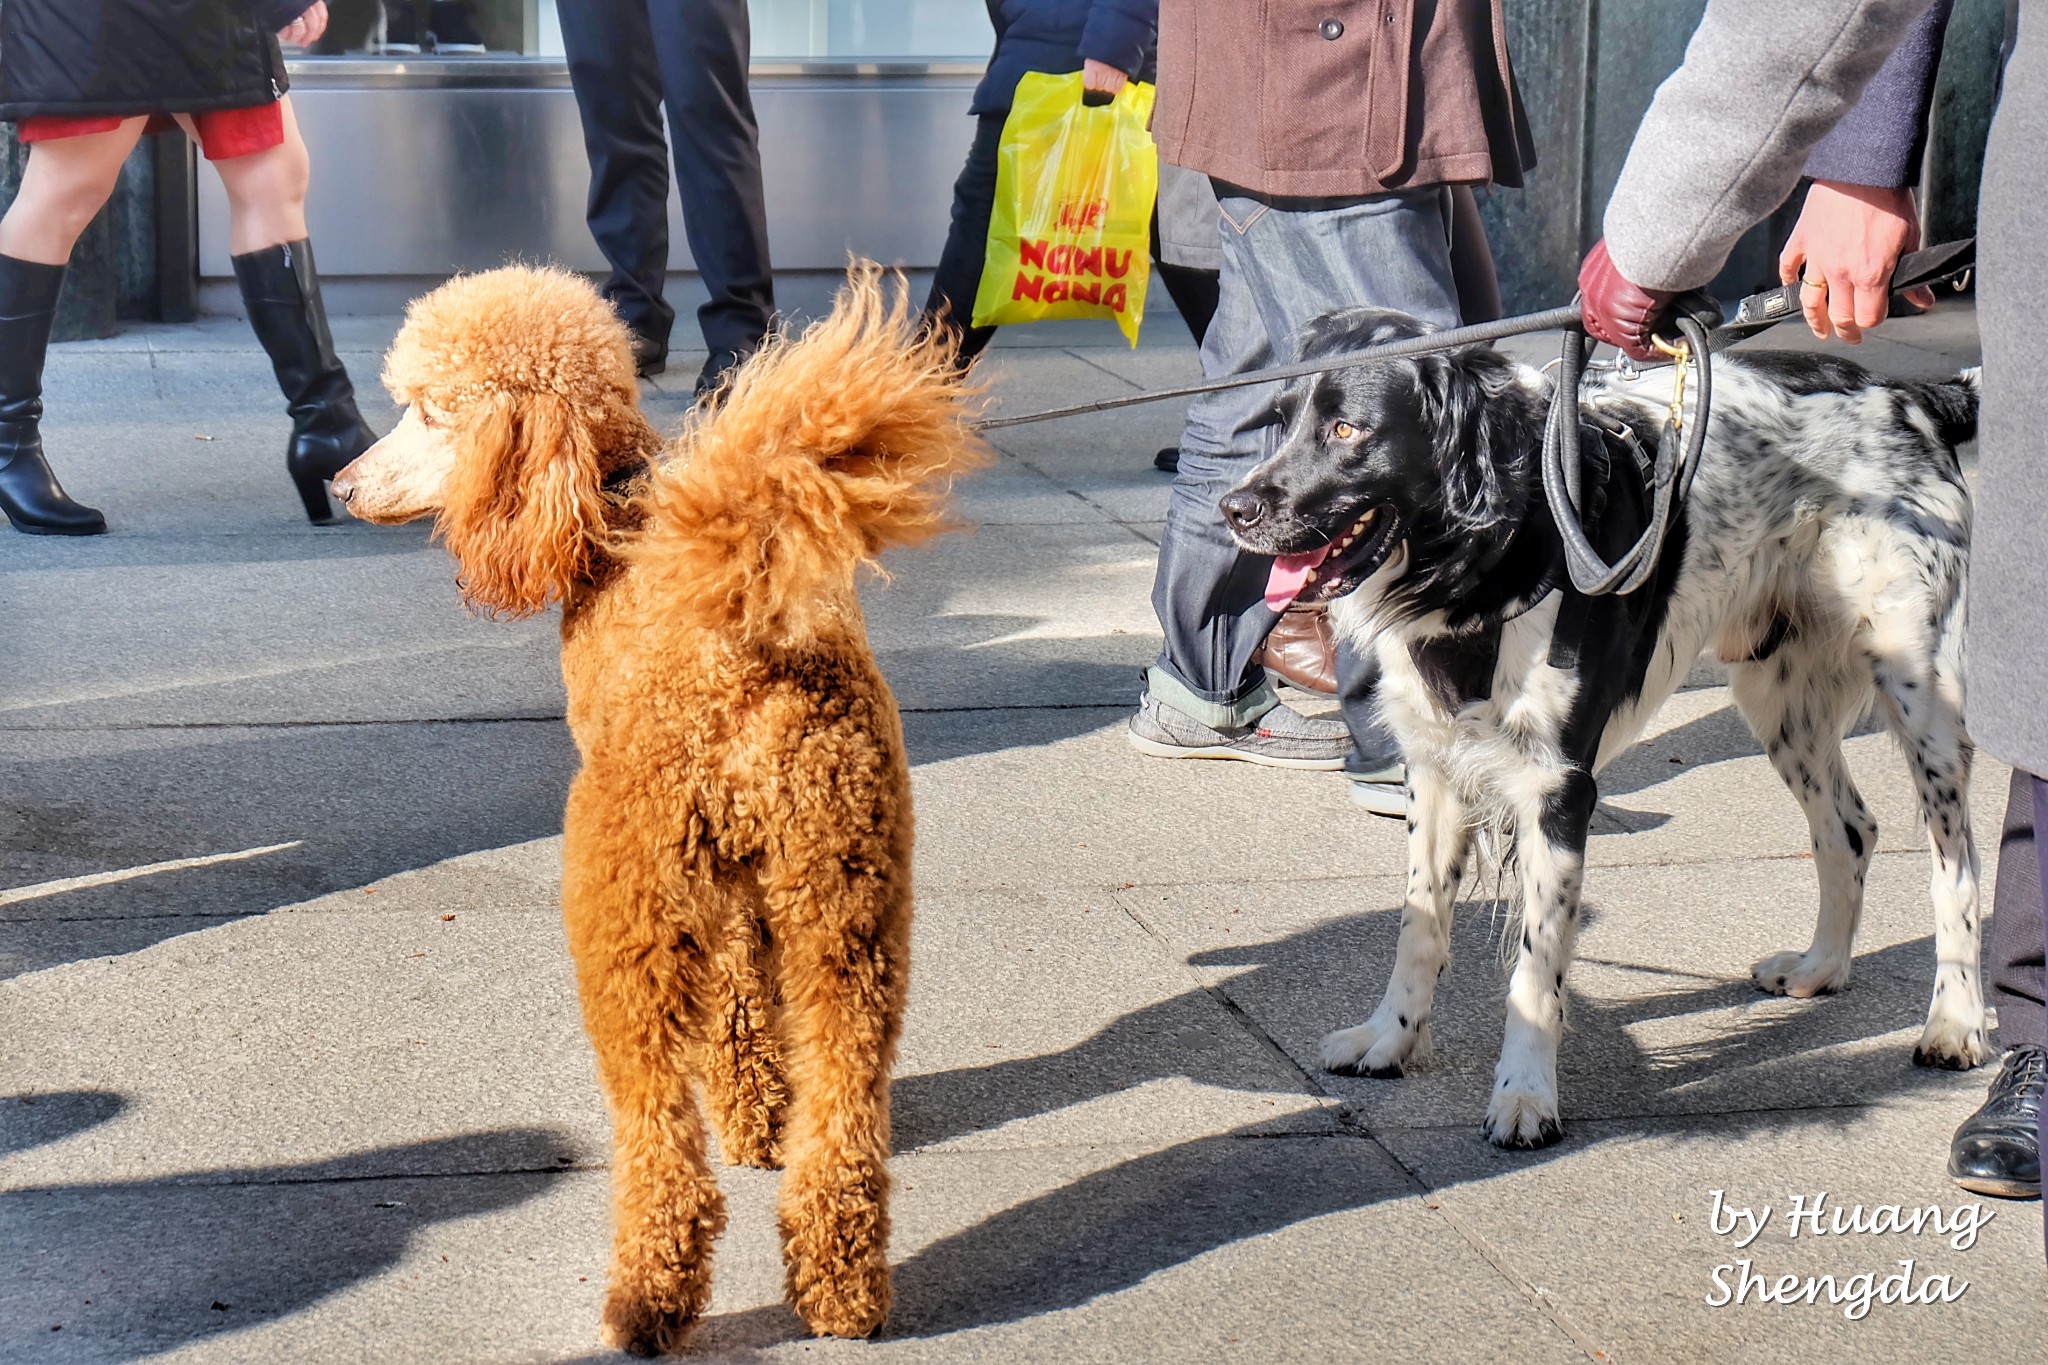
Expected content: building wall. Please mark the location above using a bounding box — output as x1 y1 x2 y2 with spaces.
7 1 2001 332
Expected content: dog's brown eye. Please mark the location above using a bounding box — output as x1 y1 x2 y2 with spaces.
1332 420 1360 441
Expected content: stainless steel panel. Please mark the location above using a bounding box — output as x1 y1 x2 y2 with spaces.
197 74 980 279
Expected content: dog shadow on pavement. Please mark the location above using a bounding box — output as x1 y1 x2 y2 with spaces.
696 914 1973 1345
0 1124 571 1363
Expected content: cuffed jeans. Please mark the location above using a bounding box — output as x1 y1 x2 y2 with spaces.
1147 186 1461 749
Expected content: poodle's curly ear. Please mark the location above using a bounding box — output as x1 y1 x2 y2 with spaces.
435 390 608 618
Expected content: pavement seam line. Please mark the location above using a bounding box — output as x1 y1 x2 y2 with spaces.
7 1163 593 1193
1412 1195 1618 1363
0 701 1142 733
1109 888 1325 1103
1110 886 1617 1363
1059 346 1152 393
984 417 1167 549
1059 841 1968 893
1008 453 1164 547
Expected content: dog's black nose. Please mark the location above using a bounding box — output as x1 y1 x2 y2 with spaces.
1219 491 1267 531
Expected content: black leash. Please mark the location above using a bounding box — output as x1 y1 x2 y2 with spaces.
972 303 1586 431
1540 313 1714 596
971 240 1974 599
977 294 1706 598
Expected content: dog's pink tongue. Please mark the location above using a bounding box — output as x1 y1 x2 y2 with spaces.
1265 546 1332 612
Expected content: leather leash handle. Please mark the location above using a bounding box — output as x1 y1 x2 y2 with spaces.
1709 237 1975 346
1542 314 1714 598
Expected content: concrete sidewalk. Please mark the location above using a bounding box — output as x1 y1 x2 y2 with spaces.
3 298 2042 1364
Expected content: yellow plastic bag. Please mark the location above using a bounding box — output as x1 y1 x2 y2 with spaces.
972 71 1157 347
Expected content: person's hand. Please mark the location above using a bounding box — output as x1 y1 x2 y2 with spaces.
279 1 329 48
1081 59 1129 98
1578 238 1675 362
1778 180 1932 345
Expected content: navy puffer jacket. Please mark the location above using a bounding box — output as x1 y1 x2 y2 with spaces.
0 0 301 122
971 0 1157 116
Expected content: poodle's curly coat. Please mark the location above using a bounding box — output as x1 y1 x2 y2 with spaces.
333 264 988 1352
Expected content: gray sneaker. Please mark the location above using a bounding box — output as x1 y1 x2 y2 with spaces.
1344 751 1409 818
1127 692 1353 770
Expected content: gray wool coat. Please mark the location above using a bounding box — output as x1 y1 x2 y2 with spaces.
1604 0 2047 775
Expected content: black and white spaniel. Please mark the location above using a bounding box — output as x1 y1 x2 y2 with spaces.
1223 309 1985 1148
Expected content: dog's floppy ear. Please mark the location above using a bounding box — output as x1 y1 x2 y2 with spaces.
435 389 608 618
1415 347 1520 530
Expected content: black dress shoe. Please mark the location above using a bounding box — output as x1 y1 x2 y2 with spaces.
1948 1043 2043 1199
629 333 666 379
694 347 753 404
1154 446 1179 473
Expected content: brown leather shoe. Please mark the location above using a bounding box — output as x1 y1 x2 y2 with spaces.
1256 604 1338 694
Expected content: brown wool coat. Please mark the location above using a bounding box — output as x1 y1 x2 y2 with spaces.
1153 0 1534 198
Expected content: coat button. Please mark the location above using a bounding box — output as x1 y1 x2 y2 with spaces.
1319 17 1344 39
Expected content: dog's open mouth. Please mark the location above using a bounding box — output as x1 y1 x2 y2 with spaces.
1263 505 1402 611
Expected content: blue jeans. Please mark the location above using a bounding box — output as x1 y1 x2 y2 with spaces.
1146 186 1461 751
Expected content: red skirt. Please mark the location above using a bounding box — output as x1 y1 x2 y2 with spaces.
18 102 283 162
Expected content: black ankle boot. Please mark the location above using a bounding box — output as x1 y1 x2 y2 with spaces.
0 255 106 536
1948 1044 2043 1199
233 239 377 525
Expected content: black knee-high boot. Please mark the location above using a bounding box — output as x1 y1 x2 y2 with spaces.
0 255 106 536
233 238 377 525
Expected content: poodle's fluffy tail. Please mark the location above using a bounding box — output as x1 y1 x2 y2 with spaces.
631 265 991 643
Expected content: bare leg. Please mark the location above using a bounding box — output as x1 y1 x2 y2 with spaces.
1321 761 1470 1076
0 120 148 264
192 98 312 254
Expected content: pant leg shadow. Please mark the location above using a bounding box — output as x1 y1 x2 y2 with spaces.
3 1127 573 1362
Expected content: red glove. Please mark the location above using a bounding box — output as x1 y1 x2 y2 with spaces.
1578 239 1674 362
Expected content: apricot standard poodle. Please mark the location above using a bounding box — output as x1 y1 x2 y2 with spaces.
330 264 987 1352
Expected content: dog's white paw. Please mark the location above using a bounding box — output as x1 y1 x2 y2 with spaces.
1752 949 1851 999
1482 1077 1563 1150
1320 1015 1426 1078
1914 1012 1991 1071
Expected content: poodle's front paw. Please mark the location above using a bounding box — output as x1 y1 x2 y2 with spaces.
1914 1011 1991 1071
1752 948 1852 999
600 1274 705 1358
1320 1013 1427 1078
1482 1066 1563 1150
781 1167 892 1338
599 1213 718 1358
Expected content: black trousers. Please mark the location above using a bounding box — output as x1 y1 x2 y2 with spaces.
1992 766 2048 1048
556 0 775 356
924 113 1221 363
